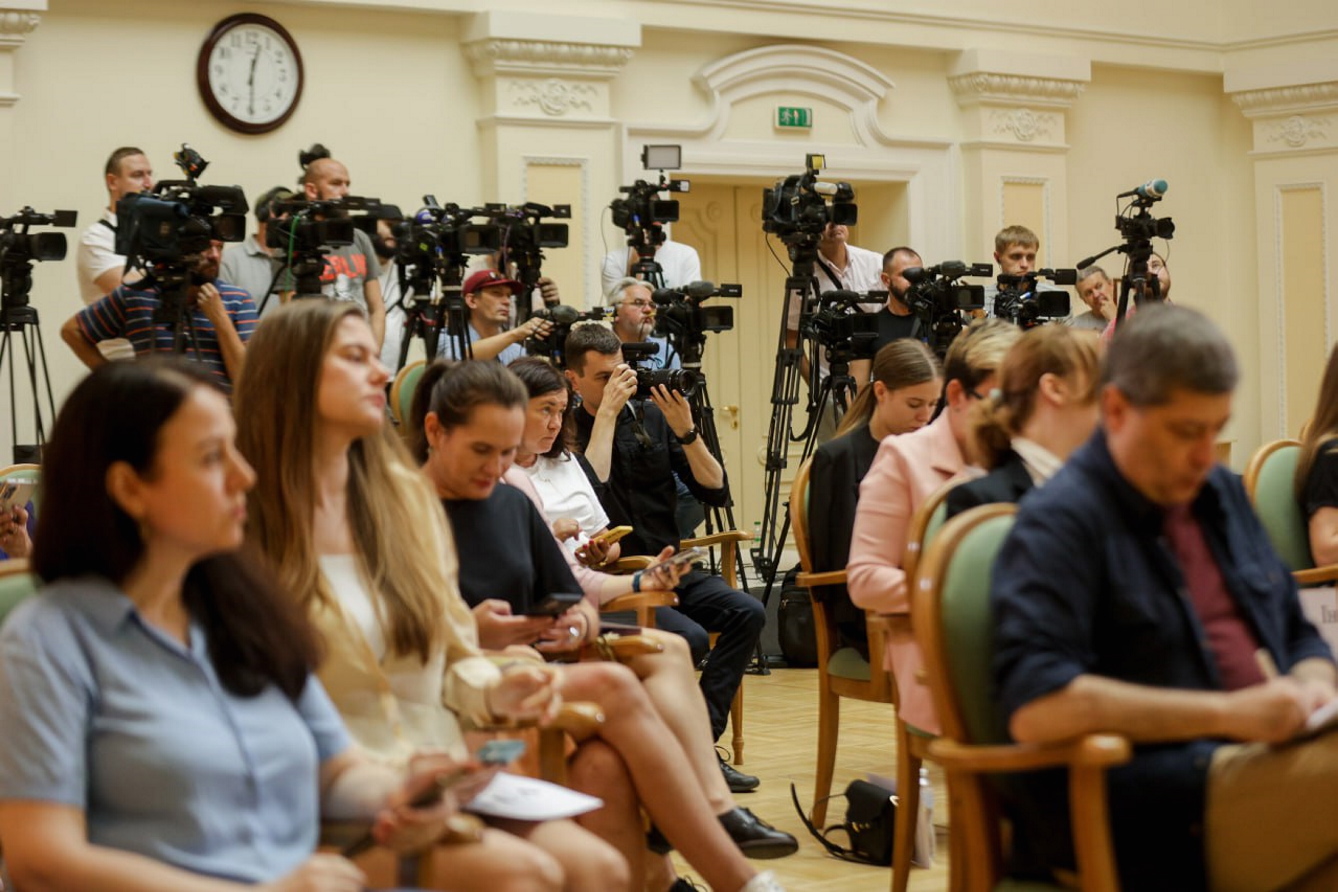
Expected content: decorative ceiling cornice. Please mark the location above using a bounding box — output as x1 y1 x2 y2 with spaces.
464 38 634 77
949 72 1087 108
1231 81 1338 116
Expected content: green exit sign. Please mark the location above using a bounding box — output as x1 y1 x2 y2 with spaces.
776 106 812 129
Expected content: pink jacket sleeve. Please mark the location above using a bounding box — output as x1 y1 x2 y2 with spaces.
847 436 914 616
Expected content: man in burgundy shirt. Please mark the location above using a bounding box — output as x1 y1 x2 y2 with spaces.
993 304 1338 891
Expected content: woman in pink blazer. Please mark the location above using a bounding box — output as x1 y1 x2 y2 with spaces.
846 319 1020 733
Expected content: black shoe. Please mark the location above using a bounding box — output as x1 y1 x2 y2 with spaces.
719 752 760 793
668 879 706 892
647 823 673 855
718 807 799 859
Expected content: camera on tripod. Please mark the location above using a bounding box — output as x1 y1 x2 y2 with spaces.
621 341 701 400
806 289 878 359
1 208 77 306
116 146 247 267
761 154 857 245
266 195 386 253
524 304 608 366
993 269 1075 329
487 202 570 253
903 262 990 355
612 145 689 244
652 281 739 341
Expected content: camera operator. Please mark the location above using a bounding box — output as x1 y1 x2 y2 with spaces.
370 209 407 371
219 186 292 320
565 326 765 789
1100 251 1172 343
75 147 154 360
299 155 386 346
59 240 256 393
984 224 1068 317
1069 264 1117 332
605 277 679 370
600 236 701 297
438 269 553 363
850 246 923 388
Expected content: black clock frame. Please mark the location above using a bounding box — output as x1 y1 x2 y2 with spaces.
196 12 304 135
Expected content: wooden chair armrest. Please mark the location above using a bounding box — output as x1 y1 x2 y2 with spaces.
586 632 664 661
485 701 605 738
797 570 846 588
601 590 677 613
320 813 485 853
927 734 1131 774
605 556 655 573
865 612 906 635
682 529 751 549
1296 565 1338 586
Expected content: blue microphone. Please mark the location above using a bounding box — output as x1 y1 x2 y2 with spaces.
1118 179 1168 201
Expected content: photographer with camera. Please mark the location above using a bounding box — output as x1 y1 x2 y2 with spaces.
437 269 553 363
75 147 155 360
605 277 679 370
298 154 386 346
849 246 922 387
783 223 883 364
219 186 292 320
565 325 765 792
984 224 1071 320
60 239 256 393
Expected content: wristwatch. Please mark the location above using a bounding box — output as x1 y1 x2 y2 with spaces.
679 427 699 445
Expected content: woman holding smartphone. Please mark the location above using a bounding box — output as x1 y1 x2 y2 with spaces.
0 360 452 892
237 302 784 892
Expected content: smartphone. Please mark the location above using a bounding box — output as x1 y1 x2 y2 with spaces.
476 738 527 765
660 546 707 571
591 525 633 546
0 480 34 515
341 768 468 858
523 591 584 617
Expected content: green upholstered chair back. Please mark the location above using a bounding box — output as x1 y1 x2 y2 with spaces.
395 362 427 427
0 566 38 628
924 499 949 553
937 511 1015 745
1250 442 1314 573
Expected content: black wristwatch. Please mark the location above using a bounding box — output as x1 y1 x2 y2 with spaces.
679 427 699 445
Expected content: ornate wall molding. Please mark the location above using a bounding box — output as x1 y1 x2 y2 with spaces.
0 9 39 44
1231 82 1338 117
464 38 634 77
1266 115 1332 149
949 72 1086 109
988 108 1059 143
508 78 597 116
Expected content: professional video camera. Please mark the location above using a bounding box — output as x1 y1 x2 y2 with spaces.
903 261 990 355
0 207 76 307
116 144 247 271
611 145 690 280
651 280 739 361
621 341 701 401
523 304 608 367
487 202 570 299
265 194 389 296
761 153 857 248
804 289 878 361
993 269 1075 329
1076 179 1176 328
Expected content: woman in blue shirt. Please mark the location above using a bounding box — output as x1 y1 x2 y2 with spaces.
0 360 452 892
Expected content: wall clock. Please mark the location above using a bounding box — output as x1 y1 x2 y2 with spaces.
197 13 304 135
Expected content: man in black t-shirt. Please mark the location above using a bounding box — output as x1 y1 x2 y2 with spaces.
565 325 766 791
852 246 922 388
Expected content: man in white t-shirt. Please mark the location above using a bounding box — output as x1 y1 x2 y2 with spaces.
601 238 701 297
75 147 155 360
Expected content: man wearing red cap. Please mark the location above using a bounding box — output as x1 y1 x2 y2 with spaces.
438 269 554 363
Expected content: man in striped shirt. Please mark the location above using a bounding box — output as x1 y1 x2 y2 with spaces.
60 240 256 393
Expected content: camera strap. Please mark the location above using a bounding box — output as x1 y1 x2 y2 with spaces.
815 255 845 291
97 218 116 233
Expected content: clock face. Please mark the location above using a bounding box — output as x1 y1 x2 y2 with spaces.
198 14 303 134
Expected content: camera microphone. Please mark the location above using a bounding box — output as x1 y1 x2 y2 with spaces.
812 181 842 197
1117 179 1168 201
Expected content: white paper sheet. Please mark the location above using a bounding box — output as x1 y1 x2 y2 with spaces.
464 772 603 821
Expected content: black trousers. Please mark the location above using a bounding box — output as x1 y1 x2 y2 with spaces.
653 569 765 742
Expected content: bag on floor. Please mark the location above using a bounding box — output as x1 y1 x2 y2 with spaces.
789 779 895 866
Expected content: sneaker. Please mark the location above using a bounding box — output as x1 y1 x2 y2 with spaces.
718 749 759 793
718 807 799 859
739 869 786 891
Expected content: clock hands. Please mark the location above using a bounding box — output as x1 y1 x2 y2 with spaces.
247 45 260 116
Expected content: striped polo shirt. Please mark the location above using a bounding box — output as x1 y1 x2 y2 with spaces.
75 281 258 393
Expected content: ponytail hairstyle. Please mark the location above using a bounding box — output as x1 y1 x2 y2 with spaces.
507 356 573 459
837 339 940 437
1297 343 1338 500
408 359 529 463
966 325 1102 470
236 299 450 664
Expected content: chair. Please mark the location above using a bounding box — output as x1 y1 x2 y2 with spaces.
788 456 895 827
389 360 426 427
903 477 964 583
912 504 1130 891
0 559 37 626
1243 439 1338 586
603 530 751 763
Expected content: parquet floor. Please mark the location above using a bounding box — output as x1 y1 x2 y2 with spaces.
671 668 951 891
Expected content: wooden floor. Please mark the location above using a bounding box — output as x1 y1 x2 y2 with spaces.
671 668 950 891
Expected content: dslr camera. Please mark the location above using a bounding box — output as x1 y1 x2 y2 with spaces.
620 341 701 401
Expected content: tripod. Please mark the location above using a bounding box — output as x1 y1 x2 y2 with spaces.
0 301 56 464
395 256 473 369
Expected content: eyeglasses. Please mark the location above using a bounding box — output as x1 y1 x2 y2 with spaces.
621 298 653 309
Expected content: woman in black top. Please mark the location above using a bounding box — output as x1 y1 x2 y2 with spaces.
810 339 940 656
944 325 1101 519
1297 343 1338 566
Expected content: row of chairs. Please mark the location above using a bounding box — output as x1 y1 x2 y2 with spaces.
790 438 1335 892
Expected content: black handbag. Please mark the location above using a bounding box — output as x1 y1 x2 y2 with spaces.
790 779 896 866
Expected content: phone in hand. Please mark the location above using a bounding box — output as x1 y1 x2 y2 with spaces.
340 768 468 858
591 525 633 546
523 591 584 617
660 546 707 571
475 738 527 765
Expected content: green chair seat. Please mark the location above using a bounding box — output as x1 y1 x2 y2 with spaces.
827 646 871 681
1252 443 1313 572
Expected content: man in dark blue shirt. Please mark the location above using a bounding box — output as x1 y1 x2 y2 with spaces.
993 304 1338 892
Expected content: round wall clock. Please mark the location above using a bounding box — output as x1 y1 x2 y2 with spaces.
197 13 304 135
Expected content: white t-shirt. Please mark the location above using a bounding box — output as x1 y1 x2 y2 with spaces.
75 212 134 361
785 242 885 332
319 554 386 659
520 453 609 549
601 239 702 297
379 260 407 372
